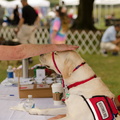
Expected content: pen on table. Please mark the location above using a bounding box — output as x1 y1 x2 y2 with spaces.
0 94 15 97
9 94 14 96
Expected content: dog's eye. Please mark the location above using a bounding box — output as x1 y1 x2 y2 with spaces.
54 51 58 55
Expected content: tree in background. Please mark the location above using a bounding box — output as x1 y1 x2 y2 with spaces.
72 0 96 30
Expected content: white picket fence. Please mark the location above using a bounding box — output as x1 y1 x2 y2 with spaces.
0 26 102 54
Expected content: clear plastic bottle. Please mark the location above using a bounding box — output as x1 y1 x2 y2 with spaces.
7 65 14 78
23 95 35 111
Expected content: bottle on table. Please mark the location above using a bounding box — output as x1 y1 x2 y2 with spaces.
7 65 14 79
23 95 35 111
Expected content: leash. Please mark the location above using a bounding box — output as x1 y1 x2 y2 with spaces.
52 52 65 87
67 75 97 89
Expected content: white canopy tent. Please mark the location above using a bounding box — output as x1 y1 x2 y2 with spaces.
28 0 50 7
59 0 79 6
93 0 120 26
0 0 50 8
59 0 120 6
0 0 22 8
94 0 120 5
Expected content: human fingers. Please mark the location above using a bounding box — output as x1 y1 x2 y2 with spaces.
14 28 19 34
66 45 79 50
56 44 79 51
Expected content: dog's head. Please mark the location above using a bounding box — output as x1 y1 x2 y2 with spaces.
40 50 84 79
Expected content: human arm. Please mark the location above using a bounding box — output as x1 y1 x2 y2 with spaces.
51 30 58 41
51 18 60 41
17 7 25 29
17 18 24 29
14 17 24 33
31 15 40 31
34 16 40 27
112 38 120 44
0 44 78 60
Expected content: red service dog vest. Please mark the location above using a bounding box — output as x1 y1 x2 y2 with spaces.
81 95 118 120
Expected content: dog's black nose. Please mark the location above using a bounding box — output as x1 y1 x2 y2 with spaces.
40 54 44 57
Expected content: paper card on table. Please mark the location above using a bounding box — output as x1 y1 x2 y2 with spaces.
36 69 45 79
19 84 34 90
36 84 50 88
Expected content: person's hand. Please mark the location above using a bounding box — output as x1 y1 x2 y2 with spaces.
48 114 66 120
55 44 79 51
14 27 19 34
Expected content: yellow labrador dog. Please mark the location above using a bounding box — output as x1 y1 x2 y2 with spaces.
29 51 120 120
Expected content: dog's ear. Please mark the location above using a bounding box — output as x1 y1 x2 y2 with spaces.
62 58 74 79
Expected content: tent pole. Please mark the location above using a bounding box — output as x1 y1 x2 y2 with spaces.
98 4 101 26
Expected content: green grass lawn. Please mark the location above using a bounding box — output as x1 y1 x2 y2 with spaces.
81 54 120 96
0 54 120 96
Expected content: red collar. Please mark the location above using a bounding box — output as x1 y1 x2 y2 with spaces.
67 75 97 89
73 62 86 72
52 52 96 89
52 52 65 87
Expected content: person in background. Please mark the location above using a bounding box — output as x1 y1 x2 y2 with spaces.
0 44 78 60
0 5 4 25
12 5 20 26
16 0 40 63
50 6 70 44
100 24 120 56
16 0 40 44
